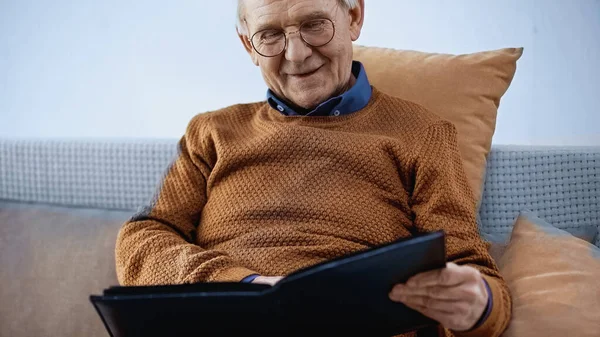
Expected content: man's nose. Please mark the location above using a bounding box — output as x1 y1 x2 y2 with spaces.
285 33 312 63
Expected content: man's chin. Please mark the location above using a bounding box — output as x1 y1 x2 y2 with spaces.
287 91 332 110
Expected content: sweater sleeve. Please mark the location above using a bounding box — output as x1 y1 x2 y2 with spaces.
115 116 258 286
409 121 511 337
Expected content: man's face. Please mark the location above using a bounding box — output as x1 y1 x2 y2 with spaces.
240 0 363 109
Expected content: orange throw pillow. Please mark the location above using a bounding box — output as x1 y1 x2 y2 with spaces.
498 211 600 337
353 45 523 204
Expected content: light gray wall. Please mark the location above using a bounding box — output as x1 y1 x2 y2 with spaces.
1 0 599 145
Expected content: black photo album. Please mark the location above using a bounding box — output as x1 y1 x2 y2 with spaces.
90 231 446 337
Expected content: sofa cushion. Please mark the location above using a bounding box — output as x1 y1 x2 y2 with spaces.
353 45 523 205
482 225 598 262
0 201 130 337
498 210 600 337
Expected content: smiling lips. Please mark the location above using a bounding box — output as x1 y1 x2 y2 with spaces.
289 66 322 78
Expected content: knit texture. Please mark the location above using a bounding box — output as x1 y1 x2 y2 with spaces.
115 87 511 337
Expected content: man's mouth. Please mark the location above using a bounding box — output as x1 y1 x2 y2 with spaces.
289 66 322 78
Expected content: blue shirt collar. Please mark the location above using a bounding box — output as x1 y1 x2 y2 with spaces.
267 61 372 117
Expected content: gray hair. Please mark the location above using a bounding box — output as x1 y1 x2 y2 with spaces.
237 0 359 36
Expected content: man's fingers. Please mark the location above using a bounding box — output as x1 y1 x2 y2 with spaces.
403 300 455 326
401 299 473 331
406 263 476 287
390 284 466 301
392 295 463 314
392 264 488 332
404 301 448 318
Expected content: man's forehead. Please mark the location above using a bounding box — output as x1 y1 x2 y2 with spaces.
243 0 337 28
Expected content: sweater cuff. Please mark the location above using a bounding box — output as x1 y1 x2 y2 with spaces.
241 274 261 283
209 267 260 283
470 278 492 329
452 275 506 337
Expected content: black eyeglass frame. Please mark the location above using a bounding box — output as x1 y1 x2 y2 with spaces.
248 18 336 58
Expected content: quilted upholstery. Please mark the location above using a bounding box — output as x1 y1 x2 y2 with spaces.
1 140 598 246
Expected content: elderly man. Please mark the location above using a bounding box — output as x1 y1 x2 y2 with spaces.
115 0 511 336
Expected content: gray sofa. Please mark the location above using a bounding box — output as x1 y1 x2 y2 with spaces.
1 139 598 337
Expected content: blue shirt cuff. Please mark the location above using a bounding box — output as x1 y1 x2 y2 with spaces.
241 274 260 283
471 278 493 330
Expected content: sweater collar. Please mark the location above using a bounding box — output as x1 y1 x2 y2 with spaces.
266 61 372 117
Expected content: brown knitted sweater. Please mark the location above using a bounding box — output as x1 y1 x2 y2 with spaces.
115 87 511 337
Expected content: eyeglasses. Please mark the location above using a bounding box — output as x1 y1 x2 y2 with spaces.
249 18 336 57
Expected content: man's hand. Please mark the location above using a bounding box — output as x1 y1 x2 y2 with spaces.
389 263 488 332
251 276 284 286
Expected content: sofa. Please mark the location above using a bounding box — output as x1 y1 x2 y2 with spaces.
0 139 598 337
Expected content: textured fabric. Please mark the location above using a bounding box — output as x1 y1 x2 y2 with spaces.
267 61 372 116
240 274 260 283
114 88 510 337
0 201 131 337
0 139 177 210
1 142 598 249
498 211 600 337
353 45 523 206
479 145 600 247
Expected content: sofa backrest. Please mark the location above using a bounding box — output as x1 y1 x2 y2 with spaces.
480 145 600 247
0 139 598 337
0 201 129 337
1 139 599 247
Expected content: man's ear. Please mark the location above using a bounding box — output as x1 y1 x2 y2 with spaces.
237 26 259 66
348 0 365 41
